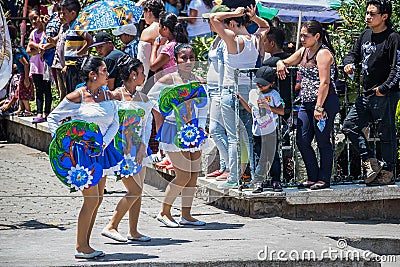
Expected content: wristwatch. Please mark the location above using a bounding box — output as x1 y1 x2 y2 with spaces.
314 105 324 112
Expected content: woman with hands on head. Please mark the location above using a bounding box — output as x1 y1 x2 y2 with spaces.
209 5 270 190
276 20 340 190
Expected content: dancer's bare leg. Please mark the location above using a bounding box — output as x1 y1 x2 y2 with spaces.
86 176 106 244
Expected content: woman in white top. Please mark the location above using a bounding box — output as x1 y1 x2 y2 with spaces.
101 55 154 243
209 5 269 189
137 0 165 79
47 56 121 259
186 0 212 40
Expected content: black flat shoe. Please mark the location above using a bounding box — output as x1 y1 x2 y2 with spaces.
310 183 330 190
298 182 315 189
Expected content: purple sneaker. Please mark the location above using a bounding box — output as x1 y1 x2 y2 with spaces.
32 117 46 124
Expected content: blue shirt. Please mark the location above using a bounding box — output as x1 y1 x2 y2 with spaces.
124 39 139 59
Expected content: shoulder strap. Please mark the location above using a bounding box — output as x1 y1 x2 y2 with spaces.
121 88 125 101
80 88 85 103
235 35 241 54
103 88 108 100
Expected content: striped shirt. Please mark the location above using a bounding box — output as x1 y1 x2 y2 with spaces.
64 22 88 66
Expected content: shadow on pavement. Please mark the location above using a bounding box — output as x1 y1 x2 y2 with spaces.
80 253 158 262
194 222 245 231
106 237 192 247
17 220 67 230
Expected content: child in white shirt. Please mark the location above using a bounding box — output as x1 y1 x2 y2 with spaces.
238 66 284 192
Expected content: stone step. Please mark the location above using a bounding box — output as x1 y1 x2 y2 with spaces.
145 167 400 221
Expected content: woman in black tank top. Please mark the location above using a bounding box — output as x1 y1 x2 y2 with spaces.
276 20 340 190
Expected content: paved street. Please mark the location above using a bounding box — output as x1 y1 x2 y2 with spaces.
0 143 399 266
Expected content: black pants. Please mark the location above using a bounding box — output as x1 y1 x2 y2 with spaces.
32 74 52 115
343 93 399 171
65 65 80 94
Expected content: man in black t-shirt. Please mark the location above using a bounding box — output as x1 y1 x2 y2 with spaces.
263 27 294 121
343 0 400 186
90 31 125 90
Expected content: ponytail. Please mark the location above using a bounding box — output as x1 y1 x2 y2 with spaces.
174 22 188 43
160 12 188 43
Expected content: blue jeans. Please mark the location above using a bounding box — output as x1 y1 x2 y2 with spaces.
296 94 340 184
208 85 228 171
342 92 399 171
221 85 254 182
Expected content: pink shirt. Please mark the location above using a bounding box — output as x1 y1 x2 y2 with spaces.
160 40 177 74
29 29 45 75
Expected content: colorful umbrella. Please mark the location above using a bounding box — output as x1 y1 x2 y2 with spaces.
71 0 143 31
257 0 342 23
49 120 104 191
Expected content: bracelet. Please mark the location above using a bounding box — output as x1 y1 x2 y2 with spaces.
314 105 324 112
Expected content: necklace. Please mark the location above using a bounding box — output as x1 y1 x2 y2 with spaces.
306 46 321 63
124 86 138 99
178 70 194 83
86 86 101 100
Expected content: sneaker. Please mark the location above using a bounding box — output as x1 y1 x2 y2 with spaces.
32 117 46 123
155 158 171 168
366 170 395 186
272 181 283 192
215 171 230 181
217 180 239 190
362 158 384 184
252 183 263 193
206 169 224 178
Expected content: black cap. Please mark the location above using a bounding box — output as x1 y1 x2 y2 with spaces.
90 31 113 47
254 66 276 86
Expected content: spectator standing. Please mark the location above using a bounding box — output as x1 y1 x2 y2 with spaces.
342 0 400 186
91 31 125 91
202 5 230 179
165 0 180 16
239 66 284 193
262 26 292 189
209 6 270 189
112 24 140 59
138 0 165 79
9 24 34 116
62 0 93 94
186 0 213 40
150 12 188 75
276 20 340 190
26 8 52 123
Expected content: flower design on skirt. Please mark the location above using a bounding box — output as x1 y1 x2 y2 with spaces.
177 123 201 147
117 155 139 178
67 164 93 191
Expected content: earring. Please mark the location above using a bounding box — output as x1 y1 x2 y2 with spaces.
133 76 136 82
93 76 97 82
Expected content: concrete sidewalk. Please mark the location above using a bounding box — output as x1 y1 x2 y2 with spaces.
0 143 399 266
